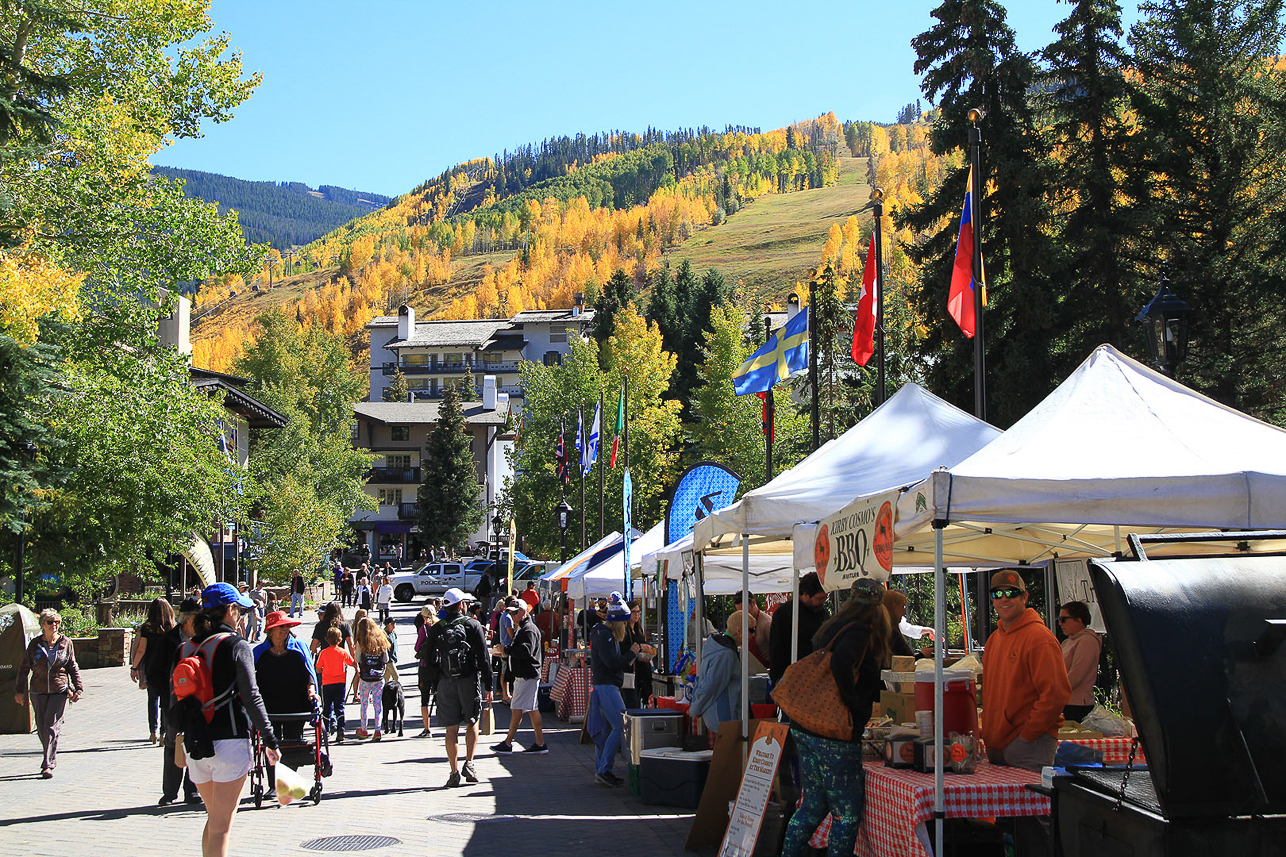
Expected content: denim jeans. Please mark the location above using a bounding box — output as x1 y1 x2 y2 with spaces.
588 684 626 775
290 592 304 616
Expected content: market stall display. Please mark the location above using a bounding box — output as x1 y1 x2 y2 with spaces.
807 762 1047 857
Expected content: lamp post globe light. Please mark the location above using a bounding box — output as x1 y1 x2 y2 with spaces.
555 500 573 563
1136 276 1194 378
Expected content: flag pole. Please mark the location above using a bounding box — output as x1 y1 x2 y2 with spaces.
873 188 887 406
808 278 819 452
968 108 986 420
597 392 604 540
579 403 586 551
763 315 775 481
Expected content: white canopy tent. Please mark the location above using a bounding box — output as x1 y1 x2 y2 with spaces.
693 383 1001 547
537 531 622 596
643 532 796 594
564 521 666 600
813 344 1286 849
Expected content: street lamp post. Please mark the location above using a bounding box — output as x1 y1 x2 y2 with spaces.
1136 276 1194 378
555 500 573 564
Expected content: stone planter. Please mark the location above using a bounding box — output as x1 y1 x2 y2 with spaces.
70 636 98 669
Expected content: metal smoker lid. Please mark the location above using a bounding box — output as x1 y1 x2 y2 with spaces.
1089 556 1286 820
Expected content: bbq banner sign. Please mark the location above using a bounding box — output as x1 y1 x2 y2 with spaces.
812 490 897 590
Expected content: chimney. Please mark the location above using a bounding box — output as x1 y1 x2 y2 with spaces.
786 292 801 322
158 291 192 359
573 292 584 318
482 375 498 410
397 304 415 341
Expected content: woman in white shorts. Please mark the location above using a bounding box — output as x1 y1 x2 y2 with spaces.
184 584 280 857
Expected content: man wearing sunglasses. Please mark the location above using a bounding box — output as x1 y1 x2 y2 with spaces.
980 569 1070 772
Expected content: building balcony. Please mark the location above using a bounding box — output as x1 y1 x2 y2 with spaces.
381 361 522 376
409 386 523 402
367 467 421 483
398 502 418 520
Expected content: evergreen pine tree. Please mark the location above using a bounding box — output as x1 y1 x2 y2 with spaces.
673 267 727 406
903 0 1062 426
1126 0 1286 414
416 382 482 550
386 366 409 402
646 265 680 353
592 268 639 346
1041 0 1143 352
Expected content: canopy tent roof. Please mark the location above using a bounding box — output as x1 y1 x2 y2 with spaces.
537 532 621 593
564 521 665 600
693 383 1000 547
795 345 1286 570
642 532 796 594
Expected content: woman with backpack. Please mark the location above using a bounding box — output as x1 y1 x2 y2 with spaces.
779 579 891 857
353 617 390 740
181 583 279 857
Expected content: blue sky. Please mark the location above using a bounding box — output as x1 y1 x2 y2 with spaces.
154 1 1140 197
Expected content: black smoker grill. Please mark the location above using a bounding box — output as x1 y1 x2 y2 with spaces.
1050 553 1286 856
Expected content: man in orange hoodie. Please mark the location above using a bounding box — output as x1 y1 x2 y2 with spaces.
981 569 1071 771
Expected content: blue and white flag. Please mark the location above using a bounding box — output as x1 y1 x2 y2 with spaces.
585 402 601 475
575 409 584 476
623 467 633 599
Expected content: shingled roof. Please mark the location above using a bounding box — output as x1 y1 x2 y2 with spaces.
353 401 510 427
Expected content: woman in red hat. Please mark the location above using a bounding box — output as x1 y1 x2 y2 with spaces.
253 610 317 797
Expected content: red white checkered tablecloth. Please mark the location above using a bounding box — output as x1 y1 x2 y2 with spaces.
552 665 590 719
808 762 1049 857
1062 737 1144 765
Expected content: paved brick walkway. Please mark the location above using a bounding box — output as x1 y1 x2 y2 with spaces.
0 600 699 857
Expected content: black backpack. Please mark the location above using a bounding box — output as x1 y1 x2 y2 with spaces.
438 617 472 679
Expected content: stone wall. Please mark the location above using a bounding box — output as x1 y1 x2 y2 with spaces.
70 628 132 670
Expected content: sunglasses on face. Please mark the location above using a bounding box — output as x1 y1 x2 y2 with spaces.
990 588 1022 600
43 619 60 626
1057 616 1073 623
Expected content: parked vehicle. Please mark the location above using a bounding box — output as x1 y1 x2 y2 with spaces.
389 562 483 602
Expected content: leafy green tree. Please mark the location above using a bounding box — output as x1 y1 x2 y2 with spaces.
0 328 64 533
903 0 1062 426
1126 0 1286 417
232 311 375 582
1040 0 1144 351
509 304 680 556
688 304 809 490
416 382 483 550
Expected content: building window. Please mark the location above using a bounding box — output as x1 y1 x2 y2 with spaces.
482 352 503 366
386 454 412 469
549 328 568 343
390 425 410 442
443 352 463 367
406 378 429 390
403 353 428 366
378 488 403 506
543 351 562 366
378 533 402 556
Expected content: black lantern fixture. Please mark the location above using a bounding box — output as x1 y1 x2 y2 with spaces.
1136 276 1194 378
555 499 573 563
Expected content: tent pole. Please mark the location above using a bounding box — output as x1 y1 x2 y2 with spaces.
791 560 800 665
741 539 750 747
934 524 946 853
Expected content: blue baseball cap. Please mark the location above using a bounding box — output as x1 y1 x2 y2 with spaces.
201 582 255 609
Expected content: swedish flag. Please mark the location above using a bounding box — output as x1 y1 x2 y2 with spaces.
731 308 809 396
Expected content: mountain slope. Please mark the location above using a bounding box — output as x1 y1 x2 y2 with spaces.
154 167 390 250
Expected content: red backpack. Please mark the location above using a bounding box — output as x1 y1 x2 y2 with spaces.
172 632 235 723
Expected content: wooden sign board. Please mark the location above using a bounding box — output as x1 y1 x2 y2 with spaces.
718 721 790 857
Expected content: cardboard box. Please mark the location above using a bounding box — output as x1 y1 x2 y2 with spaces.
892 655 916 672
879 690 917 725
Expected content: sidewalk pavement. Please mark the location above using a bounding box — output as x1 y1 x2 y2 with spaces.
0 599 698 857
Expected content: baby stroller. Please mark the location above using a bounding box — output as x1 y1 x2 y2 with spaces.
250 705 332 807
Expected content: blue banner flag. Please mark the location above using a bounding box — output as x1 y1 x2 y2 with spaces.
731 307 809 396
585 402 600 475
623 467 633 599
664 461 742 544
